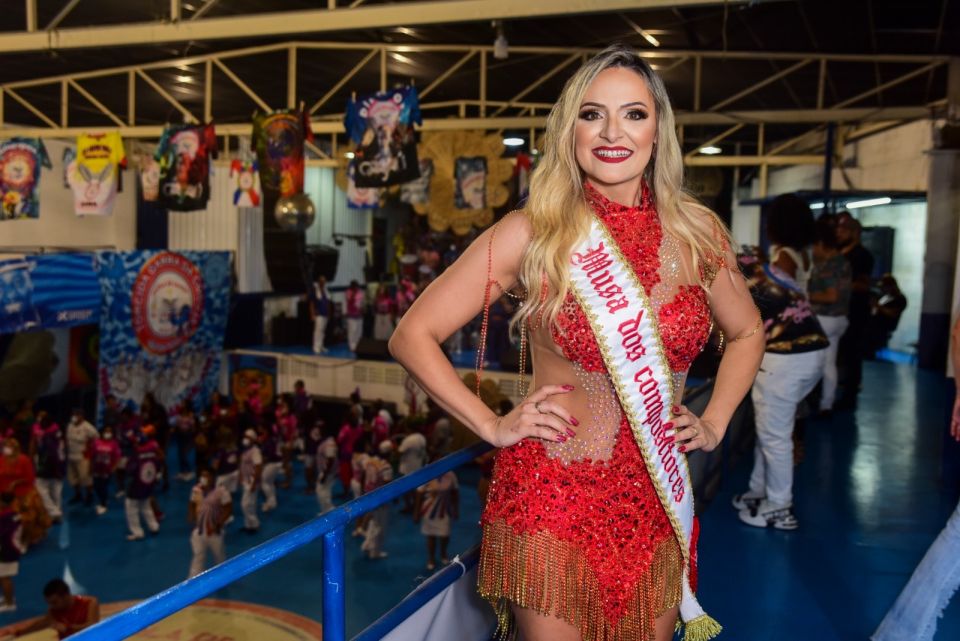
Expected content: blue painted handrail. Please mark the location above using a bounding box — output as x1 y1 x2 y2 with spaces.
71 441 494 641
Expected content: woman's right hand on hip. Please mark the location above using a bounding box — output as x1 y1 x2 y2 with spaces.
482 384 579 448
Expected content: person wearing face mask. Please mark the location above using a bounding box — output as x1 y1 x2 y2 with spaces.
89 428 122 516
238 429 263 534
187 469 232 578
125 426 162 541
65 409 98 506
0 438 49 547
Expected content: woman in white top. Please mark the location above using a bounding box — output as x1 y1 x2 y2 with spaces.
766 194 816 293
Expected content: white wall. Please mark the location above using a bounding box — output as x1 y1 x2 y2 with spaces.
854 202 927 353
0 139 137 253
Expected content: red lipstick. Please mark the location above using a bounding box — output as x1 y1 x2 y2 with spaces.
592 146 633 164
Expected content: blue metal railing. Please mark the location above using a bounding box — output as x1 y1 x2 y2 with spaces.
72 441 493 641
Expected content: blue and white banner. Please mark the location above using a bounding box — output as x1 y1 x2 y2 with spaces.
0 253 100 335
96 250 231 415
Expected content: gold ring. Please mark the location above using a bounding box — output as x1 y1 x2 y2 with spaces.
534 401 544 414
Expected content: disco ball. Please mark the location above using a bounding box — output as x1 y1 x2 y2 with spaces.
274 193 316 231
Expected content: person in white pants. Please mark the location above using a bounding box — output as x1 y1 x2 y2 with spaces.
33 416 67 522
360 441 394 559
310 275 330 354
188 469 232 578
125 431 162 540
808 213 852 413
239 430 263 533
259 426 283 513
344 280 366 353
734 238 830 531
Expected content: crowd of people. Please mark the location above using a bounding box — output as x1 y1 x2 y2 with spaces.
0 378 463 636
733 195 909 530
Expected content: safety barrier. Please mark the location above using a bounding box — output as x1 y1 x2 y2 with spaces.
71 441 493 641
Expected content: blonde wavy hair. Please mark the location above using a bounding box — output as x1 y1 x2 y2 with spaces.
511 44 731 336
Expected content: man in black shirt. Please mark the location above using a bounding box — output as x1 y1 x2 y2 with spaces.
835 212 875 409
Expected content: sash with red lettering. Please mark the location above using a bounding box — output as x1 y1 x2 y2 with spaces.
567 217 721 641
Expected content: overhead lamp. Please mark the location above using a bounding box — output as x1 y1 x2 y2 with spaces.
175 75 194 83
846 196 891 209
493 21 509 60
345 152 356 159
390 52 416 65
503 137 524 147
809 202 825 210
698 145 722 155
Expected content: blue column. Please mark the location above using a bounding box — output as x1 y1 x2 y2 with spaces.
322 525 347 641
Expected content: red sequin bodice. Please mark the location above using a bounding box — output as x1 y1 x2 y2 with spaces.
482 186 713 626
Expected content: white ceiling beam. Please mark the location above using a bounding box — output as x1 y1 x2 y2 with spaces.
46 0 83 31
685 155 823 167
0 0 752 53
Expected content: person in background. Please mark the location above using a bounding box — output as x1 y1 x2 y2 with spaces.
310 274 331 354
211 426 240 496
808 213 852 415
870 315 960 641
187 468 232 578
274 398 298 490
239 429 263 534
315 422 338 514
292 380 310 418
734 243 828 530
397 422 427 514
125 426 162 541
360 440 394 560
89 426 121 516
115 407 142 499
766 194 816 294
373 283 396 341
140 393 170 492
10 579 99 639
259 422 283 513
0 493 25 613
65 409 98 506
415 459 459 571
369 407 390 447
336 410 362 498
394 278 417 319
173 404 197 482
836 211 875 409
10 403 35 454
0 438 48 546
32 413 65 524
430 413 453 458
345 280 366 352
869 274 908 354
349 434 372 537
101 395 121 432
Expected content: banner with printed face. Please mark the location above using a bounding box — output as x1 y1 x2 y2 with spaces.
95 251 230 417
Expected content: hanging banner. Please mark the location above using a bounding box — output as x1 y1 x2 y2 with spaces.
228 352 277 410
0 253 100 335
0 137 50 220
344 86 422 188
252 109 313 198
64 132 128 216
155 123 218 212
95 251 231 416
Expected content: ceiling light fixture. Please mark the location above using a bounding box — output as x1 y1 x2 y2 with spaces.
175 75 194 83
390 52 415 65
493 20 509 60
503 137 524 147
345 152 356 159
809 202 825 210
622 15 661 48
846 196 891 209
699 145 722 155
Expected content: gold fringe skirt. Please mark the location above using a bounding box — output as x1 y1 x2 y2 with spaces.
478 518 683 641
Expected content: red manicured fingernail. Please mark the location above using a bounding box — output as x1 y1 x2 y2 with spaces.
664 422 674 429
566 428 576 438
563 384 575 391
672 406 680 414
556 434 567 443
570 416 580 426
679 445 687 453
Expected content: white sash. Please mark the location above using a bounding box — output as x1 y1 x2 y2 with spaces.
568 217 721 641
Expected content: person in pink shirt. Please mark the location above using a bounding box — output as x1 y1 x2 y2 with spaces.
274 399 298 489
345 280 366 352
88 427 121 516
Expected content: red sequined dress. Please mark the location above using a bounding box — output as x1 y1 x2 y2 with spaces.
478 185 716 641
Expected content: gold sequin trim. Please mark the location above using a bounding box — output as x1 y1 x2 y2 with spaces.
478 519 683 641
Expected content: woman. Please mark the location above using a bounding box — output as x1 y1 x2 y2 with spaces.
373 284 396 341
0 438 50 547
808 213 851 414
766 194 816 293
390 45 763 641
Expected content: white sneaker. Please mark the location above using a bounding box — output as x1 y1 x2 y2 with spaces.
738 500 799 530
731 492 765 511
95 506 107 516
